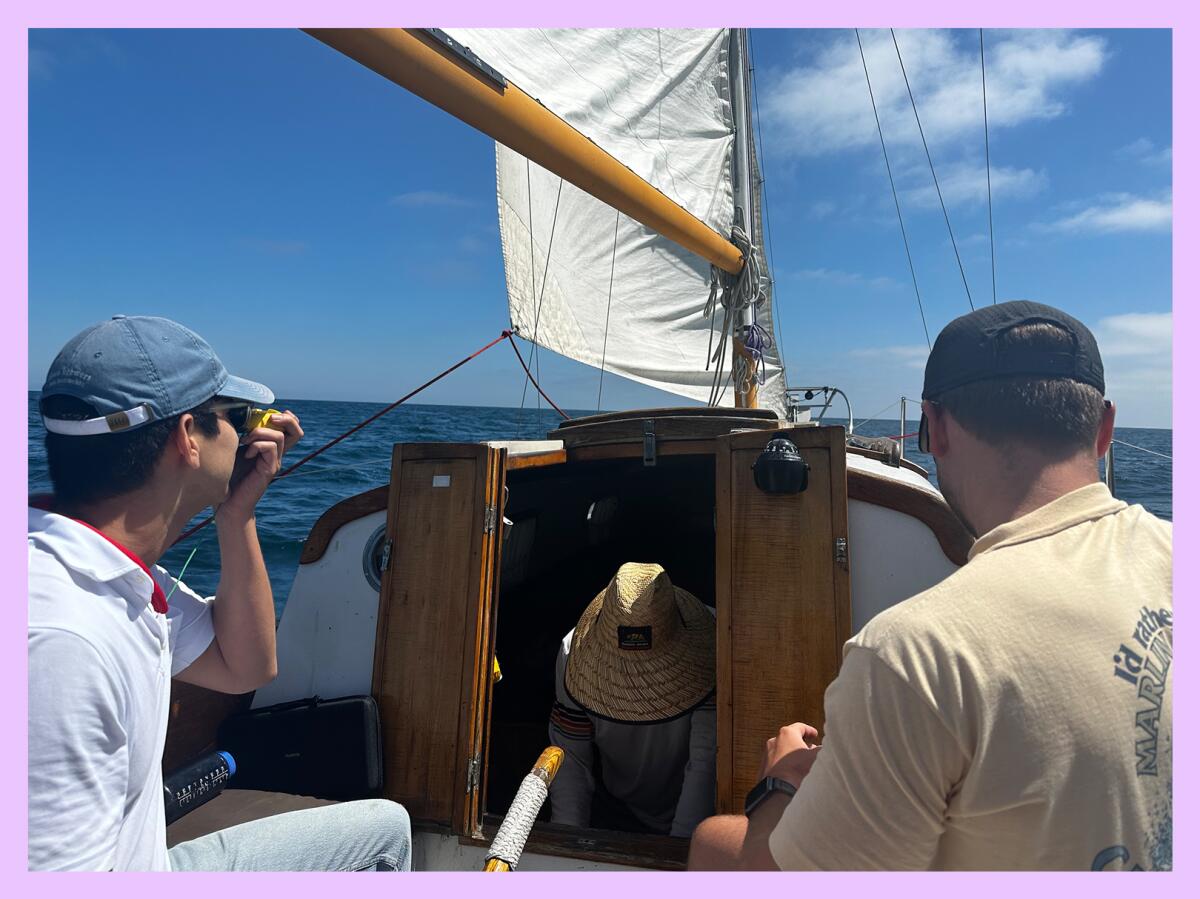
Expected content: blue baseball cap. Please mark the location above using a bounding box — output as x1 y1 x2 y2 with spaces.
41 315 274 436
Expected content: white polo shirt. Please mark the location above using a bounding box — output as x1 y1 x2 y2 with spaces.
28 508 216 871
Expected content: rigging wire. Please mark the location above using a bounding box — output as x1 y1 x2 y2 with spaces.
1111 438 1172 461
596 210 621 412
891 28 975 311
981 29 997 306
173 328 516 546
852 397 903 433
856 29 931 350
747 29 788 375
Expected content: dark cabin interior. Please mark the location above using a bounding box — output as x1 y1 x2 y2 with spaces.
484 453 716 825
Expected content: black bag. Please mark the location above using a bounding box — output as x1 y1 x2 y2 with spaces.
216 695 383 801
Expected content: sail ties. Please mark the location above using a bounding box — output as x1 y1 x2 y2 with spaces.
704 224 767 405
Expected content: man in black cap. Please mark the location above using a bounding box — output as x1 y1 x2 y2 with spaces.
689 301 1172 870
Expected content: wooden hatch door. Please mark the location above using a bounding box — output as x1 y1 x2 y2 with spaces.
714 427 851 813
371 442 506 835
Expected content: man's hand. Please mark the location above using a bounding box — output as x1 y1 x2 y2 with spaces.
760 722 822 787
218 411 303 521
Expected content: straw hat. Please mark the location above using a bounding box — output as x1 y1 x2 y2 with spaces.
565 562 715 722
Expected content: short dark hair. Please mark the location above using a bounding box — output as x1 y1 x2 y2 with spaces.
42 395 221 507
934 322 1106 456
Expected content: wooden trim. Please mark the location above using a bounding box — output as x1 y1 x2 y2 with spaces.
554 406 778 429
566 439 719 464
556 416 779 449
713 438 735 814
505 449 567 470
299 485 389 564
458 818 689 870
848 469 973 566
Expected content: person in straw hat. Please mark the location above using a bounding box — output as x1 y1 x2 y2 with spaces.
547 562 716 837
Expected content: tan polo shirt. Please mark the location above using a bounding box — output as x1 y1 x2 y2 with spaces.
768 483 1172 870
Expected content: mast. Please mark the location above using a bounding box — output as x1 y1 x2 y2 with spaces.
305 28 745 277
729 29 759 409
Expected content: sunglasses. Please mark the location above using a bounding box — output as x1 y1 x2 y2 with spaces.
917 400 939 455
202 400 255 436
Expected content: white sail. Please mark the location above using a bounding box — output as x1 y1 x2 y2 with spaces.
444 29 786 413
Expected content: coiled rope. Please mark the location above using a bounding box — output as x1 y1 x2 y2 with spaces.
705 224 767 405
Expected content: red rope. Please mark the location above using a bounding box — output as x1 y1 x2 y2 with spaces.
889 431 919 441
506 332 571 420
172 329 514 546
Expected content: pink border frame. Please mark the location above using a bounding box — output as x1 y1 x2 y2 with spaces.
6 1 1191 892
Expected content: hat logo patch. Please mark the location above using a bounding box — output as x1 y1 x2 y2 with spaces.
617 626 652 651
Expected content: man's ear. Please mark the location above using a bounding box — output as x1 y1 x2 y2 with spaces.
923 400 952 457
1095 400 1116 459
170 414 203 470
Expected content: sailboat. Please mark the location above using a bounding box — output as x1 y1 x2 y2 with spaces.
161 27 972 870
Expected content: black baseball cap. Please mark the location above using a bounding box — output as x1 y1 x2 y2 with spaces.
922 301 1105 400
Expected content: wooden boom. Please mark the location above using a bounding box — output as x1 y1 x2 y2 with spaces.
304 28 744 276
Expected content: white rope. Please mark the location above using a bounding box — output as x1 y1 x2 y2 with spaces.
485 773 548 870
1111 438 1172 461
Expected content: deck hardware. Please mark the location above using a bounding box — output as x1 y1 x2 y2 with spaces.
642 419 657 467
423 28 508 89
753 436 810 494
835 537 848 567
484 504 498 534
467 753 482 793
380 539 394 573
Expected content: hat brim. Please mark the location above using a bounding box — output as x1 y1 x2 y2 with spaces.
565 584 715 723
217 374 275 406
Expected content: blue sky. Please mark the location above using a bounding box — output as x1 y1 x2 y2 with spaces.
28 28 1172 426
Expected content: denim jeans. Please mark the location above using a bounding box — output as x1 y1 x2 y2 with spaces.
168 799 412 871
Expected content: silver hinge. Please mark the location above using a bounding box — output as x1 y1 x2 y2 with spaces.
643 419 657 467
834 537 848 567
380 540 394 572
484 504 497 534
466 753 482 793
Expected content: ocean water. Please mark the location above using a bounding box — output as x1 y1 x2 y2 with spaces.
27 394 1172 619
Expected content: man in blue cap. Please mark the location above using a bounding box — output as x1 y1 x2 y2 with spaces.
28 316 412 871
688 301 1172 870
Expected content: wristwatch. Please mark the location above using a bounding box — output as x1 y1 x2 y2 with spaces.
744 775 797 817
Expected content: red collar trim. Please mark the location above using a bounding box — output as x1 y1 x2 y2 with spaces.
66 517 169 615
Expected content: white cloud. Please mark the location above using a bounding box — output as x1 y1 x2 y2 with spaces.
850 344 929 370
1091 312 1172 426
389 190 475 208
789 267 896 289
1092 312 1172 358
1039 193 1172 234
809 200 837 220
761 29 1107 158
903 161 1048 209
1116 138 1172 167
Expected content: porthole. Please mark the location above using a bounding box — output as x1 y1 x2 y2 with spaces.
362 523 388 592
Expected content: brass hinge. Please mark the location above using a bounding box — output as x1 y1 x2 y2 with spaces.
484 504 497 535
380 540 394 572
466 753 482 793
834 537 848 568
